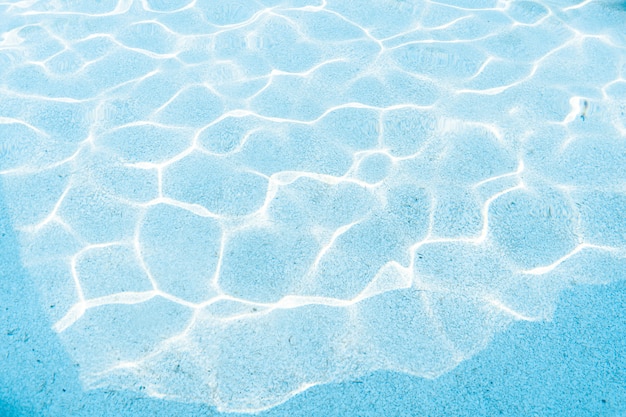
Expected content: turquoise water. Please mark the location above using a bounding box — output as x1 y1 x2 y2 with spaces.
1 0 625 415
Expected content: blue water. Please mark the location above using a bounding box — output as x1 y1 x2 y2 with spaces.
1 0 626 415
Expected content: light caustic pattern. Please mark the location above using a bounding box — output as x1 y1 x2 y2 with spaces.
1 0 626 412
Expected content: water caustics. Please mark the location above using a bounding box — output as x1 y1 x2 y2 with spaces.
1 0 626 412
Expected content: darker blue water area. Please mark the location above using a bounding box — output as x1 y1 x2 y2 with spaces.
0 183 77 417
0 185 216 416
1 178 625 416
260 284 626 417
0 184 89 417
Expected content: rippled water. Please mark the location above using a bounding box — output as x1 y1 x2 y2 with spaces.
1 0 625 413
